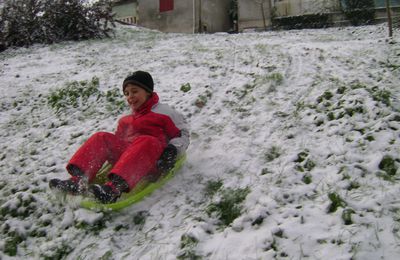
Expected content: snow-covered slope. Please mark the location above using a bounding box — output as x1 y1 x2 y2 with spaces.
0 24 399 259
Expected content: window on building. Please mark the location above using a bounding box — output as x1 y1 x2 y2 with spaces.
160 0 173 12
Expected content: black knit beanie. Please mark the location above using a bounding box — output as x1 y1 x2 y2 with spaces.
122 71 154 93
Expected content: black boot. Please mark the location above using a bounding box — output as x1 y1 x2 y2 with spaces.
89 175 129 204
49 165 87 195
49 175 88 195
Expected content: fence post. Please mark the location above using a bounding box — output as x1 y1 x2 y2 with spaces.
386 0 393 37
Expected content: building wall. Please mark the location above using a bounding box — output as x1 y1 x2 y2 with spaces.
137 0 195 33
113 0 138 24
238 0 272 31
197 0 231 33
273 0 340 17
137 0 231 33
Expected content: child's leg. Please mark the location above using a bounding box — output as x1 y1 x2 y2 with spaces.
67 132 129 182
110 135 165 190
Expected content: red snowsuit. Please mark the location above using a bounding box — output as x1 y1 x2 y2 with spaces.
67 93 189 190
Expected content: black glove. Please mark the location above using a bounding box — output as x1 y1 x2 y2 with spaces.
157 144 178 172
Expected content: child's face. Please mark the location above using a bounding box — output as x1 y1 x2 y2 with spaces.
124 84 151 111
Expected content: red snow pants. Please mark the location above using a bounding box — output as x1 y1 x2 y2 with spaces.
67 132 165 190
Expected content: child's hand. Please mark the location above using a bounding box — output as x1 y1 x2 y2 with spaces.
157 144 178 172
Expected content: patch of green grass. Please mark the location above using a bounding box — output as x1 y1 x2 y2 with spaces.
180 83 191 93
317 91 334 103
204 180 223 197
309 83 394 131
294 151 309 163
251 215 265 226
103 88 125 113
75 216 108 234
328 192 346 213
47 77 126 116
314 118 325 127
252 72 284 93
347 181 360 191
336 86 347 94
327 111 335 120
0 194 37 219
273 229 284 238
371 88 391 106
133 211 149 226
350 82 367 90
265 238 278 252
261 168 272 175
232 84 256 100
4 232 24 256
206 187 250 227
344 106 365 116
386 62 400 70
48 77 100 112
342 208 355 225
379 155 397 176
302 174 312 184
99 250 113 260
267 72 284 85
378 155 398 180
264 146 281 162
294 101 306 116
294 150 316 172
41 242 72 260
391 114 400 122
303 159 316 171
365 134 375 142
177 234 201 260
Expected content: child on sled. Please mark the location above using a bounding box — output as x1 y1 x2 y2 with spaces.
49 71 190 203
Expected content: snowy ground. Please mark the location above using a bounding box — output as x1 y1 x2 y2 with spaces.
0 23 400 259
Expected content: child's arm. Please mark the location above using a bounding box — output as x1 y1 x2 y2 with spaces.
153 103 190 155
157 107 189 172
168 112 190 156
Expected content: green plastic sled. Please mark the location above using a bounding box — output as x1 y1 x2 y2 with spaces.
80 154 186 211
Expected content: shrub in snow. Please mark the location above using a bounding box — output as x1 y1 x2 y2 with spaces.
0 0 115 52
41 0 115 42
0 0 44 51
272 13 331 30
341 0 375 26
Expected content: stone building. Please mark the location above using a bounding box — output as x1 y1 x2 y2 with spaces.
112 0 232 33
